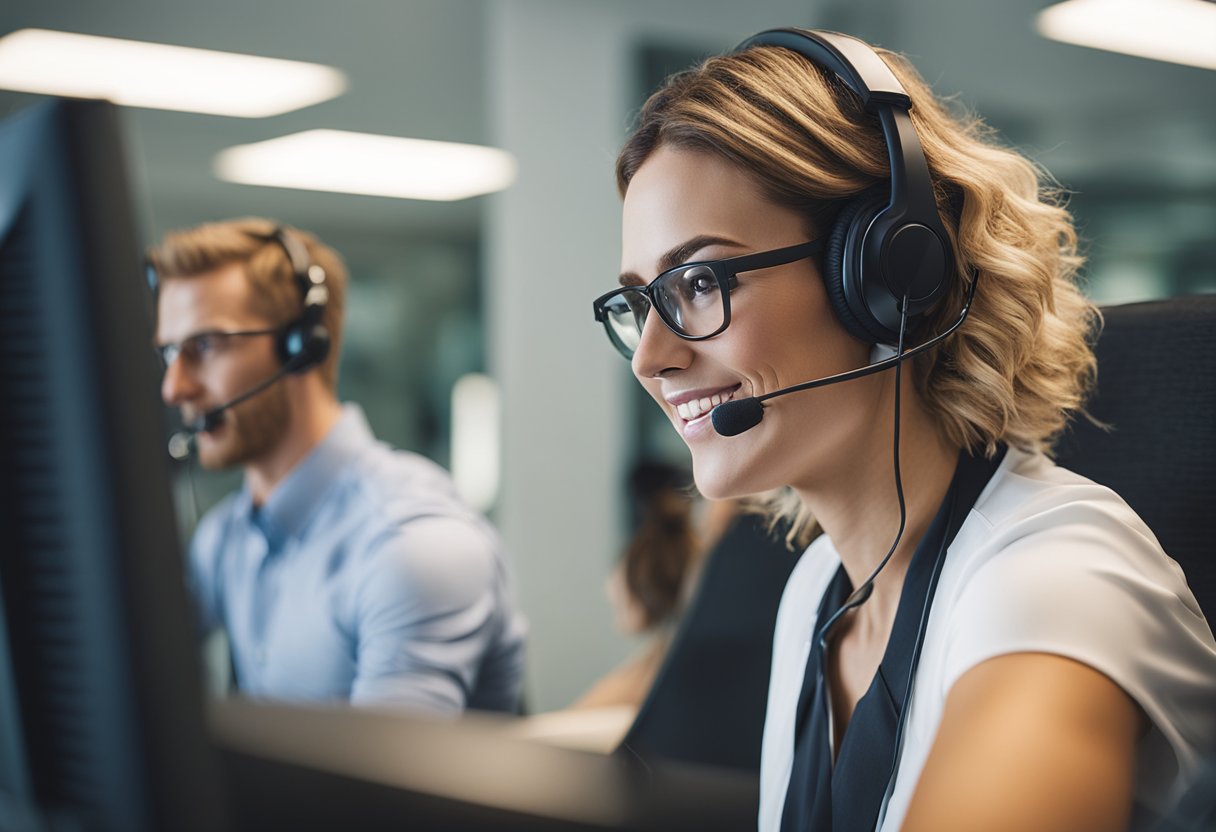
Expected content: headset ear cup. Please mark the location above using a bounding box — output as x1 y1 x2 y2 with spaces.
301 324 331 371
823 194 891 344
275 324 300 367
275 322 331 372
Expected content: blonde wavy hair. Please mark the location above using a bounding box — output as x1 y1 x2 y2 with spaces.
616 33 1100 546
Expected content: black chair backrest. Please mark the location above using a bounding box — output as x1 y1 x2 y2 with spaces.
617 513 800 774
1054 295 1216 621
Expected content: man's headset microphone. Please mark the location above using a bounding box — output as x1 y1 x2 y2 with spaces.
154 227 332 461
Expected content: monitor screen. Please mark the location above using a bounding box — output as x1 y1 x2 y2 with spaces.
0 98 227 832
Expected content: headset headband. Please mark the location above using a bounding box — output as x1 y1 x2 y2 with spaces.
736 28 953 337
740 29 939 225
270 226 329 329
738 29 910 110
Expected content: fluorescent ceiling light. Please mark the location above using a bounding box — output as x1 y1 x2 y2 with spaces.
1036 0 1216 70
0 28 346 117
214 130 518 201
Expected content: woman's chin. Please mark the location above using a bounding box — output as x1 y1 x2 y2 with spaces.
692 460 769 502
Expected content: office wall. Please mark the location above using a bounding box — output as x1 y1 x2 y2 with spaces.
485 0 811 712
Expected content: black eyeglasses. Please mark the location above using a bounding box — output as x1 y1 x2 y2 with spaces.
592 239 824 359
155 327 279 368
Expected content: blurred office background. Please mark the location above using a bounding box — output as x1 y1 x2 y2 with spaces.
0 0 1211 712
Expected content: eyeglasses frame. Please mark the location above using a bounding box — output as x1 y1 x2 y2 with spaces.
155 327 281 369
592 238 824 357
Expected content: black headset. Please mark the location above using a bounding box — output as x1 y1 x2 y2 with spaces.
267 226 332 373
737 29 955 345
729 32 965 826
146 224 332 373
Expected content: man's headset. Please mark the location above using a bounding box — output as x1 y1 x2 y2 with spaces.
711 28 974 438
267 226 332 375
154 225 332 442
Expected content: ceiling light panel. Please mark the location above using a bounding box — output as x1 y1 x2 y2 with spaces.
1037 0 1216 71
214 130 518 201
0 29 347 117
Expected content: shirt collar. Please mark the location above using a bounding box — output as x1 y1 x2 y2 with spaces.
250 403 377 545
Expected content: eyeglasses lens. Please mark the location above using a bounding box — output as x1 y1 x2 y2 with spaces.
656 264 722 337
603 293 648 358
600 264 726 359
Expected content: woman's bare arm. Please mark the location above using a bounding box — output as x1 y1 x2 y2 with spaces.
902 652 1146 832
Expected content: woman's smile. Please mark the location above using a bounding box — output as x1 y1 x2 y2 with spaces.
664 383 742 438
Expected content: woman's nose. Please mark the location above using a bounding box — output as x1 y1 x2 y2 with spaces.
631 309 693 380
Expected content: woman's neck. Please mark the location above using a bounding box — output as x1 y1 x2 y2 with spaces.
795 379 961 618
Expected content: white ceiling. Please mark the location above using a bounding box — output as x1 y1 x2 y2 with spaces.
1 0 1212 242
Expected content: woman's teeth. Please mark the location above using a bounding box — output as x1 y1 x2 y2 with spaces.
676 390 735 421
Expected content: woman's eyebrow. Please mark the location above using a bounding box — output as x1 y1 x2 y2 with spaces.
618 234 746 287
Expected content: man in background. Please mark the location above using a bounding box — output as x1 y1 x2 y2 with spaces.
151 217 526 713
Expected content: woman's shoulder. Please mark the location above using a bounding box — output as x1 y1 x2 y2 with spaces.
928 446 1216 806
935 448 1213 734
955 446 1182 591
973 446 1156 540
942 445 1207 638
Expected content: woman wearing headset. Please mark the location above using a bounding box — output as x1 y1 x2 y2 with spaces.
592 29 1216 832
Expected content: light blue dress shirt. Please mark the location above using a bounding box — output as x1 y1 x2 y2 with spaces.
188 404 526 713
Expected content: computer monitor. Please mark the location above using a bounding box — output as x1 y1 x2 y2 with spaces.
0 98 228 831
0 97 758 832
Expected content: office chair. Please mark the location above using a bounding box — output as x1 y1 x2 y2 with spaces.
616 512 800 774
1054 294 1216 621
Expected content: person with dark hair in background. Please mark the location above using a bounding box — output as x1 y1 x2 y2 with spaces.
574 461 705 710
150 217 526 714
593 28 1216 831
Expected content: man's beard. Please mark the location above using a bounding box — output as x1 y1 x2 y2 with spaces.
196 379 291 470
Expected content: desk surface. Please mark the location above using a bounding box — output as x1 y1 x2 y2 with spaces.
210 697 759 831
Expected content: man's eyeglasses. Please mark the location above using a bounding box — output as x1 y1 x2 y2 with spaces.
155 328 279 369
591 239 824 359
